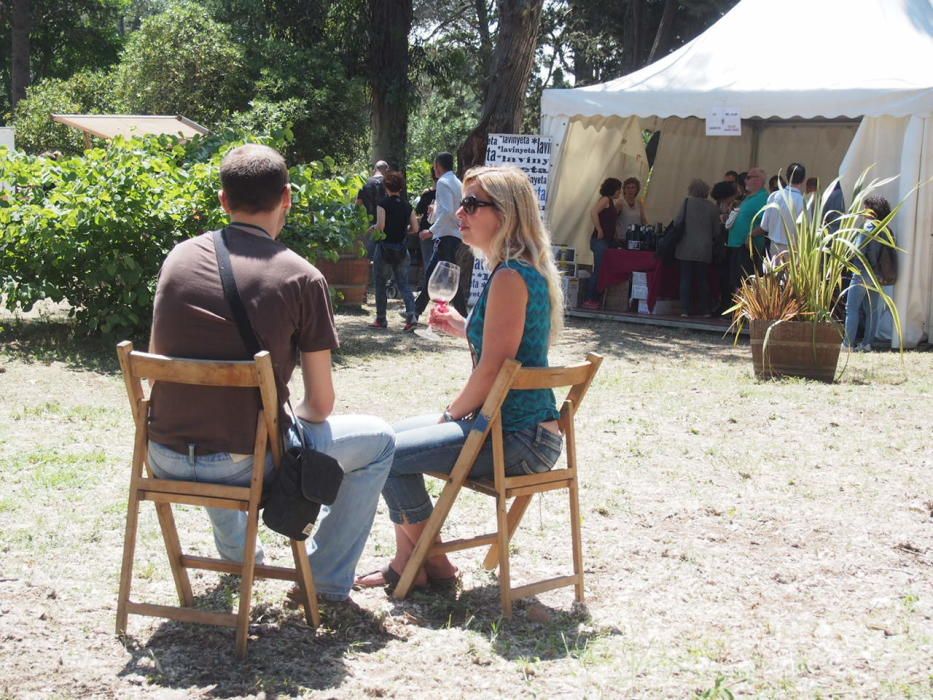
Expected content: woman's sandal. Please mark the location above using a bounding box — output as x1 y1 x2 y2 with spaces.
354 564 427 592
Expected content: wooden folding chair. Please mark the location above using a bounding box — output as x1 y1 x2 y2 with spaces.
114 341 319 659
394 352 603 616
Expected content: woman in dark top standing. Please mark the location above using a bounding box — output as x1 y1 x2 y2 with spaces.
370 171 419 330
582 177 622 310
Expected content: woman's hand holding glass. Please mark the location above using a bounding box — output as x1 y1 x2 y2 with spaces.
415 260 461 340
429 302 466 338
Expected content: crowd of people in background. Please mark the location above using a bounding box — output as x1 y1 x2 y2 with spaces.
581 161 893 350
356 152 470 333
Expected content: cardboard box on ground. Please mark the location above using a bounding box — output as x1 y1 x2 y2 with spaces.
604 280 631 312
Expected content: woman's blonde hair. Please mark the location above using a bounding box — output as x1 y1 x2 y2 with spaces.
461 165 564 339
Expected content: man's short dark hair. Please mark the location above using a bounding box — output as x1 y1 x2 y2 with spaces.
725 170 739 179
220 144 289 213
434 152 455 173
787 162 806 185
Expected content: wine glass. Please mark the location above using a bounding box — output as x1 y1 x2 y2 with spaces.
415 261 460 340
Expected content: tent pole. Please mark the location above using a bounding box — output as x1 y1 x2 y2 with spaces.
749 119 761 168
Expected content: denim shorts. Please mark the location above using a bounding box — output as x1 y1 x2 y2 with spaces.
497 424 565 476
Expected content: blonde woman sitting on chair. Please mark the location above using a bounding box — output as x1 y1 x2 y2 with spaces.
356 166 565 591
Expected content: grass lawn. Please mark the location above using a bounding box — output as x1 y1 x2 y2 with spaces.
0 306 931 698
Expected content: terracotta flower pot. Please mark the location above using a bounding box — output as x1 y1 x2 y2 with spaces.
749 319 843 382
315 254 370 306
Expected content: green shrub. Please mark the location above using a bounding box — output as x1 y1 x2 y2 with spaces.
11 70 117 155
113 2 249 127
0 137 368 337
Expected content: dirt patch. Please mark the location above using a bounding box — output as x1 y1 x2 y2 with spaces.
1 307 931 697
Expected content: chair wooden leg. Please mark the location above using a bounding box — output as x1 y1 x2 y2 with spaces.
153 502 194 607
234 506 262 660
495 492 513 618
115 488 142 635
482 495 533 571
290 539 320 628
568 477 585 603
395 479 465 599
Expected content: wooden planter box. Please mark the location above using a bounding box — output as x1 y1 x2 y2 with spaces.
315 254 370 307
749 319 843 382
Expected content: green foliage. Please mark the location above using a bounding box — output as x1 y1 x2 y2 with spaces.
282 159 369 261
11 71 117 155
0 138 368 337
244 40 369 163
405 159 435 199
0 0 126 120
113 2 250 127
408 92 477 166
204 0 370 164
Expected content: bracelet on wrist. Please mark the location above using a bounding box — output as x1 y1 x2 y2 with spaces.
442 409 455 423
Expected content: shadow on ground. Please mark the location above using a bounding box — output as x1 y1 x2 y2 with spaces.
0 319 123 374
386 582 622 663
1 308 753 374
118 576 396 696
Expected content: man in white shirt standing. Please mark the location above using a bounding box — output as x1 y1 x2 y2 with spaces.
753 162 806 259
413 152 466 322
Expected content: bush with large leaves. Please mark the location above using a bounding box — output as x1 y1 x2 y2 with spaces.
0 137 367 337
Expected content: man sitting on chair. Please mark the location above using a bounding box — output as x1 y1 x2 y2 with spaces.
147 144 395 603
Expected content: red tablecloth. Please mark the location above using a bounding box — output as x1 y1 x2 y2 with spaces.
597 249 656 291
597 248 719 312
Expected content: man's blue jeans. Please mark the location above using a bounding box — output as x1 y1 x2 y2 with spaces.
844 274 881 348
149 414 395 601
588 236 609 301
373 244 416 323
382 414 563 525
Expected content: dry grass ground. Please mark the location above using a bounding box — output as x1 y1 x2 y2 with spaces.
0 303 931 698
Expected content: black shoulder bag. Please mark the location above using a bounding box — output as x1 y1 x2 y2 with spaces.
212 227 343 541
656 198 689 264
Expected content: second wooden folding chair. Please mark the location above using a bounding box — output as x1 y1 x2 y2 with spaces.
394 353 602 616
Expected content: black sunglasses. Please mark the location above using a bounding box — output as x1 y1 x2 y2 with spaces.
459 195 497 215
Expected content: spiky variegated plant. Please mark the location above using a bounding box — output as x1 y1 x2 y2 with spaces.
728 168 904 348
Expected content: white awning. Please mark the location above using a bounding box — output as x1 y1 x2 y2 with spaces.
542 0 933 120
51 114 209 141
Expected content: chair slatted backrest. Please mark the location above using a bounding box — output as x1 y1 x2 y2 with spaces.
116 342 282 467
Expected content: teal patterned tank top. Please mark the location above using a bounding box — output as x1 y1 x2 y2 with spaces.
467 259 560 431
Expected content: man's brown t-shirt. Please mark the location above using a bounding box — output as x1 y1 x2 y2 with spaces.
148 227 339 455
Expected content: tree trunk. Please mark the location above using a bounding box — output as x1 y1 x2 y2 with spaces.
457 0 544 173
646 0 677 64
631 0 644 69
11 0 32 109
368 0 412 172
569 0 593 86
474 0 493 81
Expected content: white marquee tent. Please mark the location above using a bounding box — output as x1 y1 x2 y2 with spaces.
541 0 933 347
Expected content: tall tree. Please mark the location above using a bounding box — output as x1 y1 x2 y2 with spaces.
457 0 544 171
646 0 677 64
368 0 413 170
10 0 31 108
